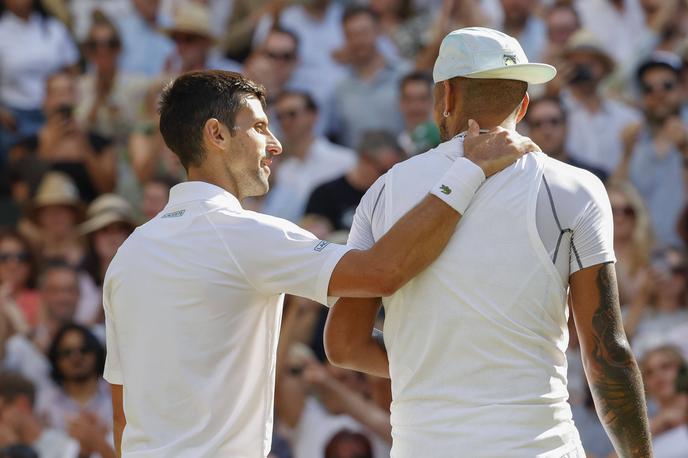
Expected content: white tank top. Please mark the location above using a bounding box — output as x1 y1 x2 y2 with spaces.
379 150 584 457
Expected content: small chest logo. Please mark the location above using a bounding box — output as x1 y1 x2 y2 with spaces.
314 240 330 252
503 54 518 66
161 209 186 218
439 184 452 195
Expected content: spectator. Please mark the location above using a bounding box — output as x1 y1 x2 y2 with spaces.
523 96 607 180
116 0 174 76
0 0 79 164
615 52 688 248
625 248 688 356
640 345 688 450
560 30 641 175
324 429 374 458
21 172 84 266
220 0 281 61
539 3 581 65
0 444 38 458
75 10 150 147
606 181 653 306
140 175 177 221
163 2 241 75
397 71 440 157
305 131 403 231
0 371 79 457
0 231 39 331
38 324 112 457
77 194 138 323
366 0 424 60
261 91 355 222
499 0 546 62
330 6 408 148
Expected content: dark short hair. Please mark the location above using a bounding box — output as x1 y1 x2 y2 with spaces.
48 323 106 386
0 371 36 408
158 71 267 170
324 429 373 458
275 90 318 112
265 25 299 50
525 96 568 124
400 71 433 93
342 5 380 26
38 259 78 290
357 130 403 158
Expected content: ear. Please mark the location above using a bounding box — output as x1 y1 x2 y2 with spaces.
203 118 230 153
443 80 455 115
515 92 530 124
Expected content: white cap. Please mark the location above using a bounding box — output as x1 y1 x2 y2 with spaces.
433 27 556 85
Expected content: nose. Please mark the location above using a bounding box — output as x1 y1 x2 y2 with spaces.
266 130 283 157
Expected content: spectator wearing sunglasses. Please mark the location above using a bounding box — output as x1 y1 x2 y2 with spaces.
0 230 39 332
76 10 150 148
615 52 687 249
524 96 607 181
38 323 113 458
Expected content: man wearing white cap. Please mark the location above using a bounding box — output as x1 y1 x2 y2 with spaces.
325 27 652 457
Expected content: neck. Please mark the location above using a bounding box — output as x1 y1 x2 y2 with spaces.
354 54 384 80
99 257 112 282
570 86 602 111
187 165 241 200
19 417 42 445
305 5 327 19
503 17 528 35
285 134 315 161
346 165 374 191
63 377 99 405
655 296 679 311
181 55 208 73
446 116 516 140
10 9 32 20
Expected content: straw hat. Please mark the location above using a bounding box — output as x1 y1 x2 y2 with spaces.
30 172 83 221
163 2 215 41
562 30 616 76
78 194 138 236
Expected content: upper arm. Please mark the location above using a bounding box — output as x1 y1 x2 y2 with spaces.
103 281 123 385
348 175 385 250
111 383 125 424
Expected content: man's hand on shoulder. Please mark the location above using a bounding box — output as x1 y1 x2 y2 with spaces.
463 119 540 177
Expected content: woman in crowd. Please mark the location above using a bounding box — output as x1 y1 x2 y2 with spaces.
0 230 39 332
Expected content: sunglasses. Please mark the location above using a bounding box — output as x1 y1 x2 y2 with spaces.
265 50 296 62
641 80 677 95
0 251 29 263
276 108 305 122
58 345 93 360
172 33 205 44
612 205 636 218
85 38 119 51
530 116 563 129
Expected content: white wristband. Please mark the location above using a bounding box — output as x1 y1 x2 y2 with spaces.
430 157 486 214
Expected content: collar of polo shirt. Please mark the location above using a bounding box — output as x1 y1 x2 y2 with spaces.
169 182 242 209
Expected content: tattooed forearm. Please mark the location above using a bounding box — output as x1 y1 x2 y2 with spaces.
588 264 652 457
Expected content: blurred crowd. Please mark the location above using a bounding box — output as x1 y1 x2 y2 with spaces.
0 0 687 457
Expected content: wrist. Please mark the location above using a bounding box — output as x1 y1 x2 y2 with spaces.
430 157 486 215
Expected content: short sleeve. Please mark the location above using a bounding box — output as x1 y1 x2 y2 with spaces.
102 279 123 385
569 174 616 274
347 175 386 250
217 214 351 305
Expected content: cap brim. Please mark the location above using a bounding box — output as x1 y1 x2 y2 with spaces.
78 212 136 236
465 63 557 85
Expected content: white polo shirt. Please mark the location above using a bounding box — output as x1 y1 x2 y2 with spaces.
103 182 350 458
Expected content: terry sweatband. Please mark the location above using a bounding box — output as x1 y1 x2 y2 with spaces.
430 157 486 215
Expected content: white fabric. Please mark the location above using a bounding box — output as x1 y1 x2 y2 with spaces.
262 137 356 222
292 397 390 458
3 334 51 390
348 136 615 456
563 93 641 174
103 181 350 458
33 428 80 458
0 12 79 109
432 27 555 84
652 425 688 458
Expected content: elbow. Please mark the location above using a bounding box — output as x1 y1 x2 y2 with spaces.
324 332 353 368
375 267 405 297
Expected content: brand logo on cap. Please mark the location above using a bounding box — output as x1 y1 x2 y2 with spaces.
503 54 518 66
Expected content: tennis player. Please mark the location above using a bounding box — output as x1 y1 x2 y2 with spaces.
102 70 536 457
325 28 652 458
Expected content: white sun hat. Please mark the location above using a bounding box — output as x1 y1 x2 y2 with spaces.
433 27 557 85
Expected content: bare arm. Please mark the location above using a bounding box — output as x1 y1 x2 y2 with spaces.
324 298 388 377
569 263 652 457
110 384 126 458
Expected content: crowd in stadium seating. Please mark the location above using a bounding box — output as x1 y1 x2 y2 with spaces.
0 0 687 457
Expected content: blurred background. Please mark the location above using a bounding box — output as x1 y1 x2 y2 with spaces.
0 0 687 457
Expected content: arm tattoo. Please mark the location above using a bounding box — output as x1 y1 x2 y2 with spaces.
589 264 652 457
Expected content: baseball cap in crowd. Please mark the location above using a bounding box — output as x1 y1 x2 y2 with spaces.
163 2 216 42
29 172 83 221
636 51 683 82
433 27 556 85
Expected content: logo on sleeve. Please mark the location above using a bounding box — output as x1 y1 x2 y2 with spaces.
439 185 452 195
314 240 330 252
161 209 186 218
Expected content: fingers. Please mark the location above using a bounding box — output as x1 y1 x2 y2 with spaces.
466 119 480 137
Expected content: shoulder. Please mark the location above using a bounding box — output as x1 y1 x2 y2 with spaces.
542 156 607 199
315 137 356 157
604 98 642 121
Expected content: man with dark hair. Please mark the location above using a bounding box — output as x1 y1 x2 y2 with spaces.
262 90 355 222
103 69 536 456
0 372 78 457
325 27 652 457
305 130 403 231
397 71 440 157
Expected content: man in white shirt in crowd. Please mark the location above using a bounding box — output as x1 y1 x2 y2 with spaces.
261 91 356 223
103 70 536 457
325 27 652 458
